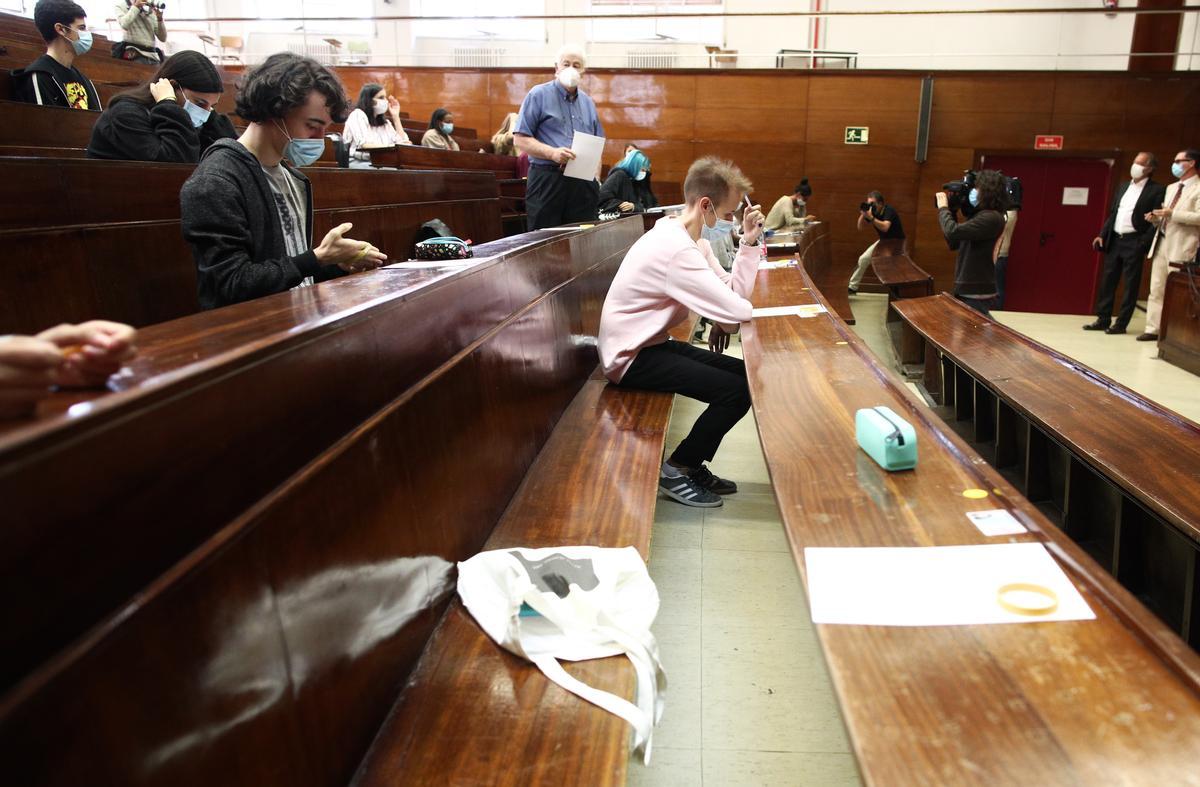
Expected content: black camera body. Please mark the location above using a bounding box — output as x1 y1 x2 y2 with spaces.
859 201 871 213
938 170 1023 217
141 1 166 11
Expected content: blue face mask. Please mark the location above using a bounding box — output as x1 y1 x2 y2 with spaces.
276 121 325 167
65 27 92 56
968 188 979 208
184 99 211 128
635 170 647 182
1172 162 1188 179
442 122 454 135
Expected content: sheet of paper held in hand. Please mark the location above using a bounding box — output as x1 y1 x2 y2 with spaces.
804 543 1095 626
752 304 827 319
562 131 605 181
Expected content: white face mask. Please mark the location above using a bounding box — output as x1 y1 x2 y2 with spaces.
372 98 388 116
1130 163 1147 180
557 66 582 89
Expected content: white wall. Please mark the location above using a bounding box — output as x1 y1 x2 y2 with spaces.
39 0 1200 70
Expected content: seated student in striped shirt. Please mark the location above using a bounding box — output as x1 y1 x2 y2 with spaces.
598 156 764 508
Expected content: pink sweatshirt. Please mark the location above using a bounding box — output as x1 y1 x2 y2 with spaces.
599 216 760 382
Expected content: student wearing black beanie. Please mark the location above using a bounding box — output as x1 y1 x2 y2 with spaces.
87 50 236 162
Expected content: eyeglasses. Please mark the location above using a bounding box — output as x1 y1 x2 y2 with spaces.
1174 158 1194 164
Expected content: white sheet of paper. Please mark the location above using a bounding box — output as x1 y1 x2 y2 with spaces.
562 131 605 181
758 260 797 270
1062 187 1089 206
966 509 1028 537
804 543 1095 626
752 304 827 319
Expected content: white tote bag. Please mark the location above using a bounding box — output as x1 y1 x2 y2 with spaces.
457 545 667 763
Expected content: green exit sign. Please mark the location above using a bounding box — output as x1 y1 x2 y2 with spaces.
845 126 869 145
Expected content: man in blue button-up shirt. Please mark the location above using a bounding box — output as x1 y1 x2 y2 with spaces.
514 44 605 230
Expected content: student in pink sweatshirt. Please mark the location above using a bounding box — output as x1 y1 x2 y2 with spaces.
598 156 764 508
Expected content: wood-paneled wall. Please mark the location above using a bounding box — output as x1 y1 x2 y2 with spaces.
328 67 1200 292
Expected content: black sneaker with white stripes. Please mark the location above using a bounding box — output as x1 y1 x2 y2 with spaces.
659 473 723 508
688 464 738 495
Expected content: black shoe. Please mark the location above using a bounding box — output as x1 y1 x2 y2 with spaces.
848 287 857 296
688 464 738 495
1082 320 1109 331
1105 325 1126 335
1135 333 1159 342
659 473 723 508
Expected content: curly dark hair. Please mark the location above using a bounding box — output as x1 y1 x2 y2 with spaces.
973 169 1007 211
354 83 387 127
34 0 87 43
235 52 350 124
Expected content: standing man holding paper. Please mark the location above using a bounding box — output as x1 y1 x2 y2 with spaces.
514 44 605 230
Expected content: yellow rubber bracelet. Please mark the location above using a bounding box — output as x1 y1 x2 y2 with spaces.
997 583 1059 616
352 244 369 263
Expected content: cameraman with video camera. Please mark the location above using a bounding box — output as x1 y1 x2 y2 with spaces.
113 0 167 65
849 191 905 295
936 169 1008 317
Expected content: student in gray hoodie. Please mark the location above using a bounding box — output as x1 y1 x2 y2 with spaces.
180 52 387 310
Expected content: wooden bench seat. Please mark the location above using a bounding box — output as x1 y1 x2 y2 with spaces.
0 156 505 333
743 224 1200 784
0 218 659 786
893 293 1200 644
355 315 696 786
868 239 933 372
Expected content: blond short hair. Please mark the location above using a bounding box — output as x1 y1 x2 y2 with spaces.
683 156 752 207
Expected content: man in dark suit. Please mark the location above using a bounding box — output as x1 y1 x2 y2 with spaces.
1085 151 1166 334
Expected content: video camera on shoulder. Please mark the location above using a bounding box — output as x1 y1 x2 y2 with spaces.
938 170 1023 217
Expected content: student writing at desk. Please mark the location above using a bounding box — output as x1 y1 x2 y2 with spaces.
180 53 387 310
599 157 763 508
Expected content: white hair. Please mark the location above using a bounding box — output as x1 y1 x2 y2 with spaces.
555 43 587 68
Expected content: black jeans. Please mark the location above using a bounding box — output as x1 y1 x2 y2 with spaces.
617 340 751 469
526 165 600 230
1094 234 1147 328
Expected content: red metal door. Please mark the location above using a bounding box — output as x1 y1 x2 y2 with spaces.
986 156 1112 314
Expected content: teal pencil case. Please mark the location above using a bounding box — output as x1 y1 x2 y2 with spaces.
855 406 918 471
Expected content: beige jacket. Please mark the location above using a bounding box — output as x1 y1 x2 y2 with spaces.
115 2 166 52
421 129 460 151
764 195 803 231
1150 176 1200 263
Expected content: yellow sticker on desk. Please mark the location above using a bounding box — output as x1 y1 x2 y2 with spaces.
577 224 595 229
835 341 848 345
962 488 989 499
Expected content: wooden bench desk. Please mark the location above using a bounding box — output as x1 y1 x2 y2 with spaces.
893 293 1200 646
0 157 505 333
0 219 660 787
742 229 1200 785
869 239 934 373
1159 264 1200 376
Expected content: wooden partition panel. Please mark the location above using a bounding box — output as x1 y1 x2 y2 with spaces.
0 218 641 698
322 66 1200 293
0 221 638 787
0 158 504 332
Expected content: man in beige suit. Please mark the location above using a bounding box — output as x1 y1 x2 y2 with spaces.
1141 149 1200 341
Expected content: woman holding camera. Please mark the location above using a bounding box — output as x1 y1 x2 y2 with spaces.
936 169 1008 317
113 0 167 65
87 50 234 163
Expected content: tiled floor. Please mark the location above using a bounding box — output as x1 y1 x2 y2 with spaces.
631 342 860 787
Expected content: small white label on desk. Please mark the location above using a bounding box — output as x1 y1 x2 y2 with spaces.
966 509 1028 537
752 304 827 319
758 260 797 270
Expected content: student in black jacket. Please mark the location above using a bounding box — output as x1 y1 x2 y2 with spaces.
87 50 235 163
11 0 101 111
180 52 387 310
936 170 1008 318
599 148 651 214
